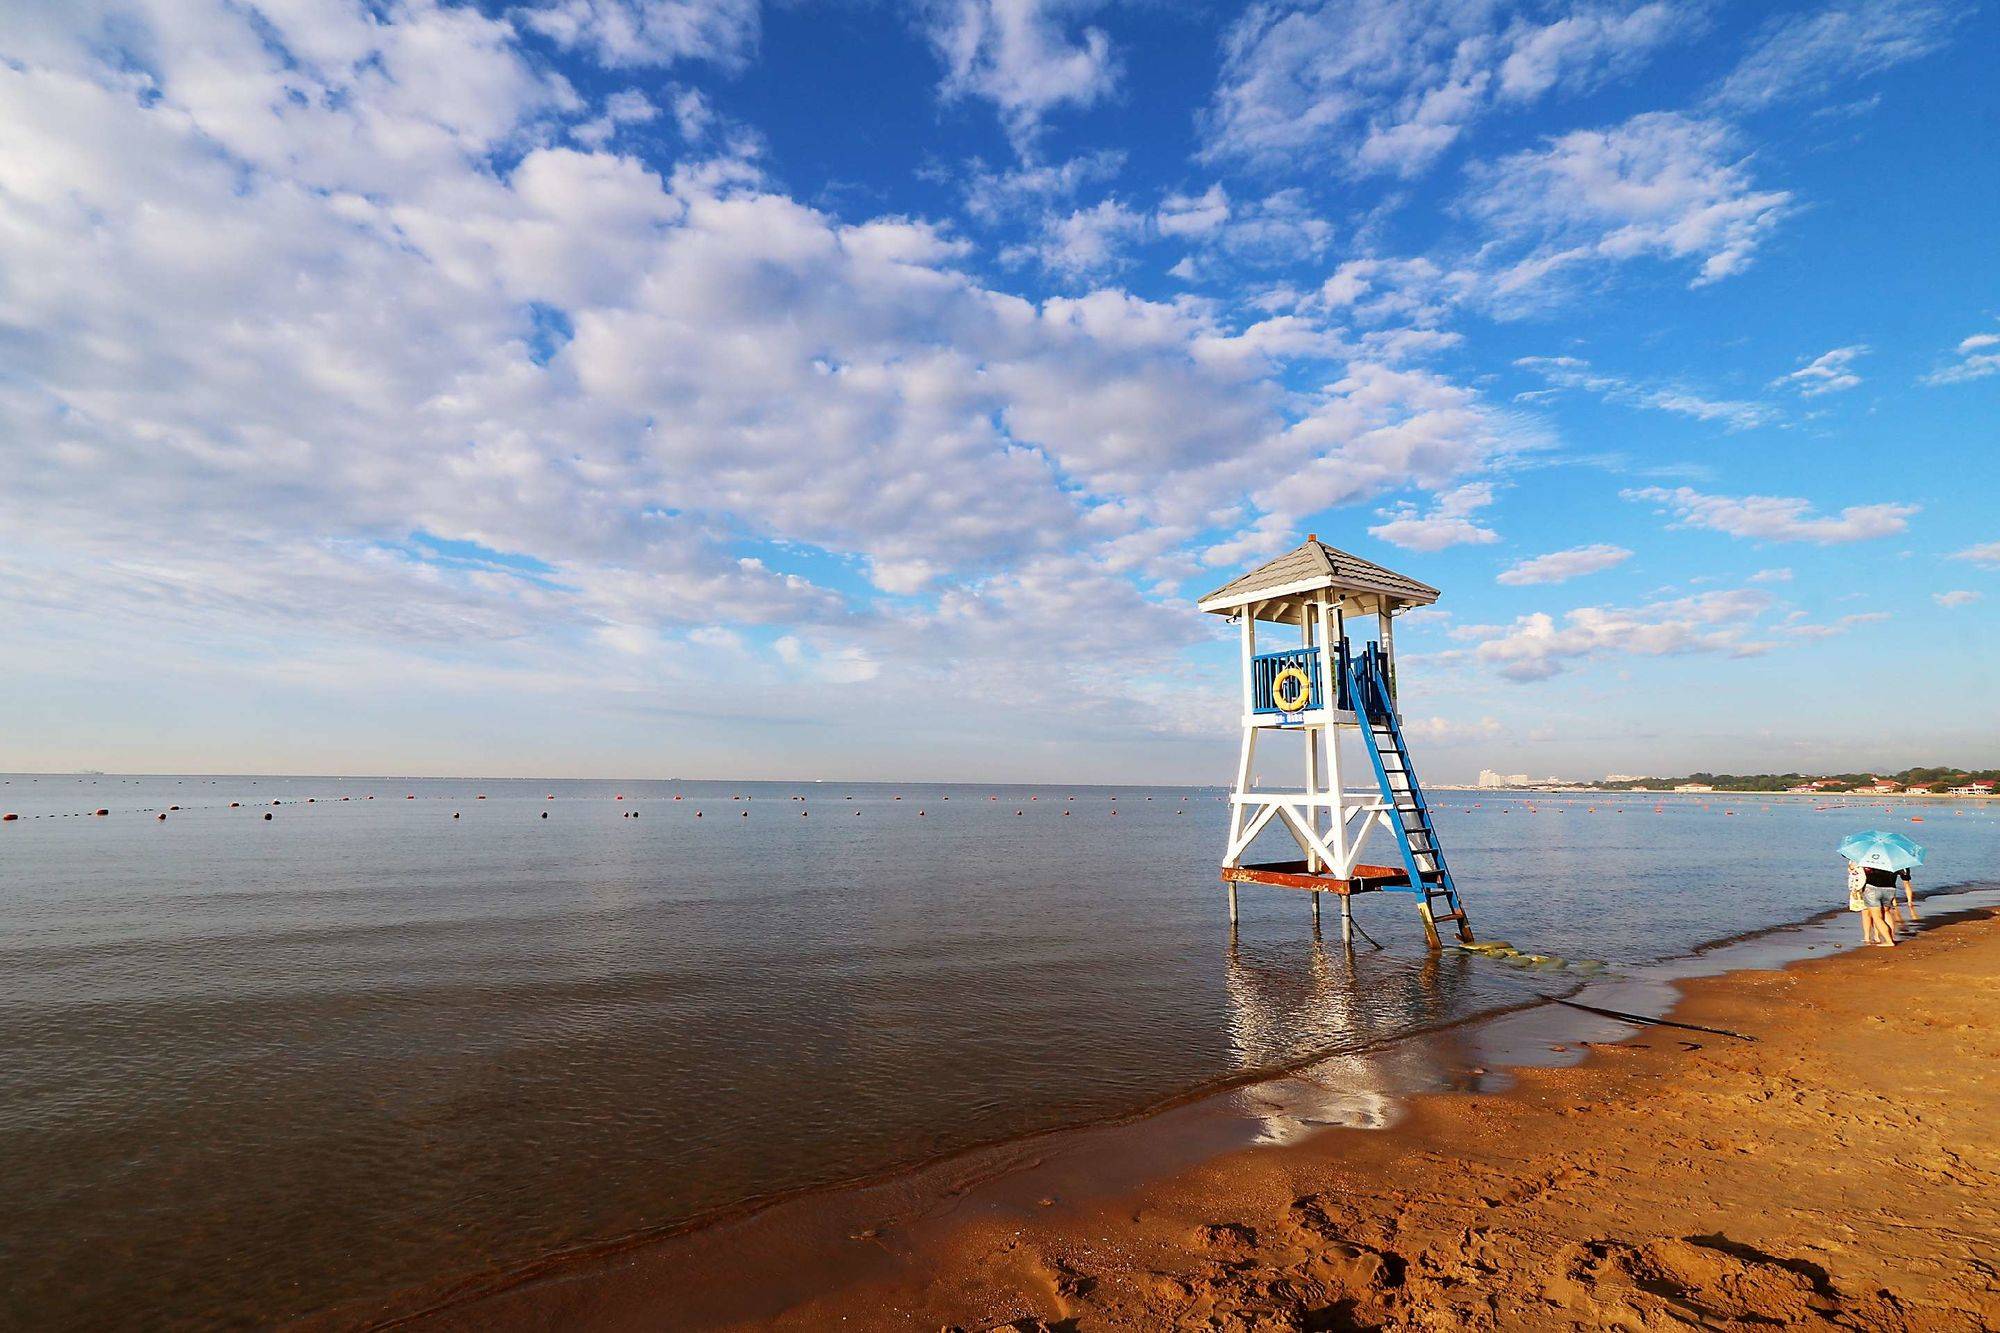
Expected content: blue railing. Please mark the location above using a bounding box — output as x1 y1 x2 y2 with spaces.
1253 646 1320 715
1251 641 1358 716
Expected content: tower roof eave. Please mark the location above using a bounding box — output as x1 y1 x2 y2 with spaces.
1196 538 1439 615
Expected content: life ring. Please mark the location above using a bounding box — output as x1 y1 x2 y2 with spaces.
1271 666 1312 713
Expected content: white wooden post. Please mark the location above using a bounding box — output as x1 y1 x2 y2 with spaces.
1303 602 1321 872
1380 602 1396 708
1225 610 1256 868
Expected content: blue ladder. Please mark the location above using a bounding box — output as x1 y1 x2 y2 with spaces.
1343 644 1474 948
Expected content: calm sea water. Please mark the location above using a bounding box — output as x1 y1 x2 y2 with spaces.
3 773 1996 1328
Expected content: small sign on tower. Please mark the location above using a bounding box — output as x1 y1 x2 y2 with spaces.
1197 535 1474 949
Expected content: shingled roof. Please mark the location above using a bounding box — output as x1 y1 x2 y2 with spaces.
1197 536 1439 615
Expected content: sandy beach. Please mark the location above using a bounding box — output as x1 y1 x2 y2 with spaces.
393 899 2000 1332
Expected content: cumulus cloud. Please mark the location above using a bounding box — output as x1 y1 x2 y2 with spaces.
1709 0 1954 110
1369 483 1500 551
1 0 1546 750
1923 332 2000 386
1202 0 1697 178
1516 355 1777 430
1496 543 1632 586
1951 541 2000 568
1200 362 1541 565
1623 487 1918 543
923 0 1120 150
1771 344 1866 396
1932 589 1981 609
1466 113 1792 294
1455 588 1777 681
572 88 663 148
1003 198 1147 276
519 0 762 69
961 150 1125 222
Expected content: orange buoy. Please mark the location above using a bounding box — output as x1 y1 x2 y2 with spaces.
230 802 241 808
263 812 272 820
1910 816 1925 822
157 813 166 821
540 812 548 819
1 814 15 821
94 808 108 816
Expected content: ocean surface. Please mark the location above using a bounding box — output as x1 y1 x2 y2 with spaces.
3 773 1996 1328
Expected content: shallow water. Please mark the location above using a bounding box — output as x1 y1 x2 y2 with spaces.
3 773 1994 1327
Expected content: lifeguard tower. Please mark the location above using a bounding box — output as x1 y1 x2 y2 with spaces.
1198 535 1473 949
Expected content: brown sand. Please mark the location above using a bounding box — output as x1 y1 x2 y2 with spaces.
402 908 2000 1332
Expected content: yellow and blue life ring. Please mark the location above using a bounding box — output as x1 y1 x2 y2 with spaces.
1271 666 1312 713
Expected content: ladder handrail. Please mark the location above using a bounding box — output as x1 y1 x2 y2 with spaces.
1342 645 1471 944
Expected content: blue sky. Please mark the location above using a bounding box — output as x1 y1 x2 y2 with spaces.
0 0 1994 782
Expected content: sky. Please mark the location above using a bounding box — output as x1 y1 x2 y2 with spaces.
1 0 1995 783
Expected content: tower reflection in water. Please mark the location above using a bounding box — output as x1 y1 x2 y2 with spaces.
1221 931 1491 1145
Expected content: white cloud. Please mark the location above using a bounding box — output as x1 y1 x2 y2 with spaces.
775 633 882 683
961 150 1125 222
0 0 1552 758
1369 482 1500 551
1710 1 1954 110
1207 362 1542 560
572 88 662 148
1455 588 1778 681
519 0 762 69
1202 0 1697 178
1933 590 1981 609
1402 714 1501 743
1004 198 1147 276
1157 184 1231 239
1624 487 1918 544
1771 344 1866 396
1923 331 2000 386
924 0 1120 150
1496 543 1631 586
1515 355 1776 430
1951 541 2000 568
1466 113 1792 295
1749 566 1793 583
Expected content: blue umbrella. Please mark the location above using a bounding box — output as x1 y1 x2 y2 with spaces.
1838 830 1926 872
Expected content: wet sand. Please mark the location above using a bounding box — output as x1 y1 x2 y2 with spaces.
382 902 2000 1332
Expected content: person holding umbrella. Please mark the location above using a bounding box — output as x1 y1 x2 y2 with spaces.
1840 832 1926 947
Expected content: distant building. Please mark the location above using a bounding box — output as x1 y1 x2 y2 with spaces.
1786 784 1818 793
1674 783 1715 793
1477 769 1531 788
1948 781 1994 796
1858 779 1903 794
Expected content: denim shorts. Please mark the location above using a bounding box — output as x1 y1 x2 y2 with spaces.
1862 884 1893 910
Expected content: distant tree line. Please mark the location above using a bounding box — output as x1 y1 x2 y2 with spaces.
1588 767 1999 792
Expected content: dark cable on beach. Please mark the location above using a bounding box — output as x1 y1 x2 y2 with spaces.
1552 997 1756 1042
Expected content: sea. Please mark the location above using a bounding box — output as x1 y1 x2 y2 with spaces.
3 773 1996 1328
